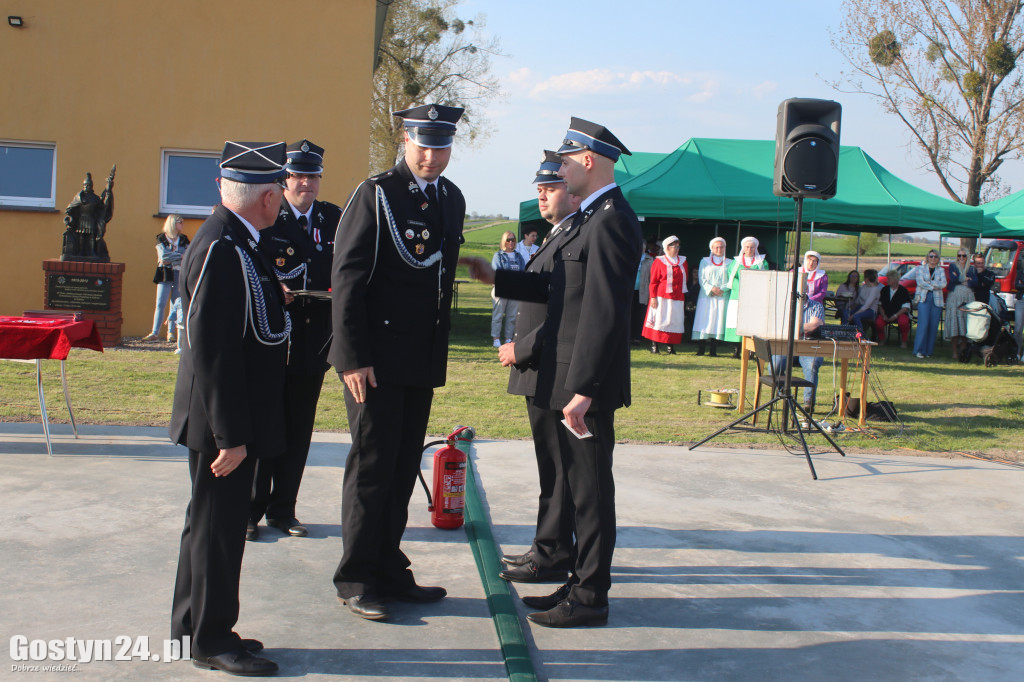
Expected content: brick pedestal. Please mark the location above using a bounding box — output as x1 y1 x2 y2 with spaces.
42 259 126 347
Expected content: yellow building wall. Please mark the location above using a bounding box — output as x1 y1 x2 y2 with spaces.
0 0 376 336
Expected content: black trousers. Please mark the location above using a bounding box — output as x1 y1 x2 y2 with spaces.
525 397 575 571
251 370 326 523
332 381 433 599
171 450 257 658
631 291 646 341
531 405 617 607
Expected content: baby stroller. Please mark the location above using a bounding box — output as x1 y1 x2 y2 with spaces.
958 301 1018 367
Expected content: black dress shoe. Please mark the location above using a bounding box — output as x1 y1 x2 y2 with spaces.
385 584 447 603
526 599 608 628
501 550 533 566
240 638 263 654
338 594 389 621
521 582 571 610
499 561 567 583
245 523 259 542
192 649 278 676
266 518 308 537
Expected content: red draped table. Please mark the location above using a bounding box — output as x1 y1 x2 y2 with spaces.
0 316 104 455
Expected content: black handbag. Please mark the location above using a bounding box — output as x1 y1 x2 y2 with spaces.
153 265 174 284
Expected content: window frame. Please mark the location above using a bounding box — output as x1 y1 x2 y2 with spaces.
160 149 221 216
0 140 57 209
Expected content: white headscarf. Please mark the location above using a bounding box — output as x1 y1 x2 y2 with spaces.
708 236 726 252
660 236 682 292
801 250 825 278
738 236 765 265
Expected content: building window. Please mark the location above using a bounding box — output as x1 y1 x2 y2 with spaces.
0 141 57 208
160 150 221 215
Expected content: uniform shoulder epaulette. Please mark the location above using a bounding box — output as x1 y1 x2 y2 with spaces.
369 170 395 184
318 200 342 212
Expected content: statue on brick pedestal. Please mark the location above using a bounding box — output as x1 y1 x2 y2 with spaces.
61 165 115 262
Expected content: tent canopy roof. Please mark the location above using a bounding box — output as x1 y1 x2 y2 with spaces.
519 138 982 235
980 189 1024 238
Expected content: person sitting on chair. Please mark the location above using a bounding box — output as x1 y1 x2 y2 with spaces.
843 269 881 333
771 297 826 415
873 277 912 347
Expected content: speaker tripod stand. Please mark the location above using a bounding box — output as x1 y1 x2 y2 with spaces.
688 196 845 480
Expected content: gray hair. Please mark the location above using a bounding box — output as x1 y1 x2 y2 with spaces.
220 178 276 211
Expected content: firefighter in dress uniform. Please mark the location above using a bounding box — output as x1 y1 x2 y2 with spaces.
328 104 466 621
170 141 290 676
248 139 340 541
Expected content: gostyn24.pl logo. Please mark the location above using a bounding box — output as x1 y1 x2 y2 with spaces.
10 635 192 666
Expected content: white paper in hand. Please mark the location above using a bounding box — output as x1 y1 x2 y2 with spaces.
561 418 593 439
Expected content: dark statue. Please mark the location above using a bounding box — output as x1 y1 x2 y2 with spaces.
61 165 116 262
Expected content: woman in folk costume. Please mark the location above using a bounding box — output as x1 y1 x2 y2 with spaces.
691 236 731 356
801 250 828 304
723 235 768 356
642 235 688 354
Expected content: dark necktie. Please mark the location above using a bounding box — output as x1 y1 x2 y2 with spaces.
425 183 442 225
298 214 309 233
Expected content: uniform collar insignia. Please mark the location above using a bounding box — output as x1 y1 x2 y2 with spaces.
248 238 258 250
408 181 418 193
442 184 448 197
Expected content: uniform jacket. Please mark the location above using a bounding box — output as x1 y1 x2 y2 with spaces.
505 213 574 398
262 199 341 375
169 205 288 458
328 158 465 388
497 187 643 411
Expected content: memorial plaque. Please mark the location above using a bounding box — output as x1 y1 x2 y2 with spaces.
47 273 112 310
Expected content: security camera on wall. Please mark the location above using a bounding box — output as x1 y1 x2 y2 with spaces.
735 269 806 340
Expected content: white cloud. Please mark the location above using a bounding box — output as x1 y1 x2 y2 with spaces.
751 80 779 99
507 67 533 85
525 69 707 99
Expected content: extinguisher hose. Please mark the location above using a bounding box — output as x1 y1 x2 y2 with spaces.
417 439 447 508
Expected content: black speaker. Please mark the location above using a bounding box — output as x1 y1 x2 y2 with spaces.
773 98 842 199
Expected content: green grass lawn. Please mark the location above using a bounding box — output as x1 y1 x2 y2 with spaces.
2 282 1020 461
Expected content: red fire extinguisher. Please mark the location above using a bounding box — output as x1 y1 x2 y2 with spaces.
418 426 474 530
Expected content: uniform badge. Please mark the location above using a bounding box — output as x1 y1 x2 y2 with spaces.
405 229 415 239
301 141 310 152
421 229 430 239
415 244 425 255
428 105 438 120
275 257 286 267
286 247 295 256
316 244 323 252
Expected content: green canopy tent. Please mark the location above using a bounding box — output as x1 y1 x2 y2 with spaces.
519 138 985 267
520 138 983 234
980 189 1024 238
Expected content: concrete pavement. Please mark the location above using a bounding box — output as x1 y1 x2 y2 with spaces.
1 422 1021 681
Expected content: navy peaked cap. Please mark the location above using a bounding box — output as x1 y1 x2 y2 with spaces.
220 141 287 183
285 139 324 175
556 117 631 161
393 103 465 149
533 150 564 184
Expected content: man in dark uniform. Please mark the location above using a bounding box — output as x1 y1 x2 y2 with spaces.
248 139 340 541
329 103 466 621
170 141 291 675
497 151 581 586
462 118 642 627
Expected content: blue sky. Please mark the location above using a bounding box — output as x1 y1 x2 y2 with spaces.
446 0 1024 218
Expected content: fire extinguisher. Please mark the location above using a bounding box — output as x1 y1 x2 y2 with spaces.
417 426 474 530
